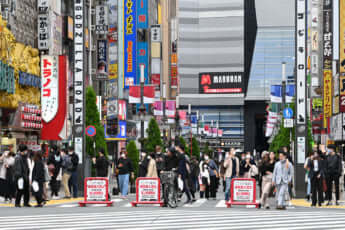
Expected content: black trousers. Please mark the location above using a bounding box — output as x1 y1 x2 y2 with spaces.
311 176 322 205
210 175 217 198
200 177 209 199
50 177 60 196
34 183 44 205
15 181 30 206
327 174 340 201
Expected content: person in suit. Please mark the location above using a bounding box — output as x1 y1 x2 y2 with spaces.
272 149 294 210
325 144 342 205
307 151 324 207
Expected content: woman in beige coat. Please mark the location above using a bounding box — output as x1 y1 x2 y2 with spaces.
224 149 240 201
146 155 158 178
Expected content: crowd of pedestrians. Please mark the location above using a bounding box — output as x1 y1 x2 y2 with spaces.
0 144 79 208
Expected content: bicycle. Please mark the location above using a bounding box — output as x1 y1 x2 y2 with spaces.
160 170 178 208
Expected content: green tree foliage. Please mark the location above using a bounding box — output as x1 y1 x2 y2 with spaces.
191 137 200 160
179 136 189 154
127 140 139 177
145 118 163 153
85 86 108 158
202 142 212 156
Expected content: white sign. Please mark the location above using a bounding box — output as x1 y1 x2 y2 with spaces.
96 5 109 34
151 25 161 42
311 54 318 74
38 14 49 50
296 0 306 125
233 179 255 202
138 179 159 202
311 7 318 27
74 0 84 161
38 0 49 13
297 137 306 164
284 119 294 128
86 179 107 201
41 56 59 123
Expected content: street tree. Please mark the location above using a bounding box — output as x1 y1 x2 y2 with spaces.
85 86 108 158
127 140 139 178
145 118 163 153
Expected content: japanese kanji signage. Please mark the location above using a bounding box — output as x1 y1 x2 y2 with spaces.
151 25 161 42
0 61 15 94
296 0 306 125
124 0 137 88
97 40 108 79
323 2 333 71
74 0 85 164
38 14 49 50
137 0 148 29
41 56 58 123
96 5 109 34
323 70 332 126
340 0 345 73
340 75 345 112
38 0 49 13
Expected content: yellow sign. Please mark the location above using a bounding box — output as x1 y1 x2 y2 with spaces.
109 64 118 79
171 53 177 65
341 0 345 73
334 96 339 114
85 28 89 48
323 70 332 127
151 42 161 58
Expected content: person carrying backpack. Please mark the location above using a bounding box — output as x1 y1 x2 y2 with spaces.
61 150 73 199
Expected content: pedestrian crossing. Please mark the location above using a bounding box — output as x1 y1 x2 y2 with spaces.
0 209 344 229
54 198 287 209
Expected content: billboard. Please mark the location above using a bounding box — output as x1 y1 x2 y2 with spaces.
96 5 109 34
137 0 148 29
323 70 332 126
340 0 345 72
137 42 148 84
97 40 108 79
124 0 136 88
199 72 244 94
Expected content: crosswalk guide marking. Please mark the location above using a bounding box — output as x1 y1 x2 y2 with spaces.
1 210 345 230
183 198 207 207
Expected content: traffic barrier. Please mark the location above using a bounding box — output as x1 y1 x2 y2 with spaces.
79 177 113 207
131 177 164 207
226 178 259 208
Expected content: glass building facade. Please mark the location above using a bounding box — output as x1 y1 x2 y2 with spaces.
246 26 295 101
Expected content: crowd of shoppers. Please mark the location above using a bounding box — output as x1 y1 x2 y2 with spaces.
0 144 79 208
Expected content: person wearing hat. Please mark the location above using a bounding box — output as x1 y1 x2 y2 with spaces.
325 144 342 205
92 148 109 177
272 149 294 210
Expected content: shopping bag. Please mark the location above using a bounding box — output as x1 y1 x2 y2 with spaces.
18 177 24 190
32 180 39 192
178 178 184 191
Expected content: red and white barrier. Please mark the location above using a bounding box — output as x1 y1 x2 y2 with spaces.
79 177 113 207
131 177 164 207
226 178 259 208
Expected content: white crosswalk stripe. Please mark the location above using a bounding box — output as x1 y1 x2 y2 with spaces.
0 210 344 230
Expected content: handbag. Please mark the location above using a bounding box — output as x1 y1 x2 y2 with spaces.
32 180 39 193
17 177 24 190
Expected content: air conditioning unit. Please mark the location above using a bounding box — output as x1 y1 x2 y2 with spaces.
91 8 95 15
91 69 96 74
2 10 9 20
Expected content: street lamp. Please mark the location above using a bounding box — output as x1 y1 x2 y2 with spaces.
139 64 146 152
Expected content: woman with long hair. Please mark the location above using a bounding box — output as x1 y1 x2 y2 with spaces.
32 152 45 207
259 151 276 209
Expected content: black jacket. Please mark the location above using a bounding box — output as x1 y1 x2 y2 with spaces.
117 158 133 175
70 153 79 173
164 154 179 171
32 160 45 183
326 154 342 176
14 155 30 182
138 157 149 177
95 156 109 177
308 158 324 179
47 153 62 177
155 152 165 172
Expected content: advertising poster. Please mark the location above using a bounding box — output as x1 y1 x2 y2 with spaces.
137 0 148 29
233 180 255 202
323 70 332 126
96 5 109 34
199 72 244 94
118 100 127 120
86 179 107 201
137 42 148 84
138 179 159 202
124 0 137 88
340 75 345 112
340 0 345 73
97 40 108 78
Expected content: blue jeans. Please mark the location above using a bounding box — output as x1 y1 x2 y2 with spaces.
307 177 311 196
118 174 129 196
68 171 78 198
225 177 234 201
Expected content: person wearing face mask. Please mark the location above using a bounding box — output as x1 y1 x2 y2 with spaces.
155 146 165 177
14 144 31 207
325 144 342 205
307 151 324 207
138 152 149 177
204 154 219 200
272 149 294 210
47 145 62 199
199 162 210 199
224 148 239 201
117 149 134 199
146 153 158 178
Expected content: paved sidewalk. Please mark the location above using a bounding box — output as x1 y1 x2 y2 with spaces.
0 197 84 207
291 199 345 209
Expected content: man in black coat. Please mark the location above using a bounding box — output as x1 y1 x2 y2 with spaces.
307 152 325 207
68 146 79 198
155 145 165 177
93 148 109 177
14 144 31 207
325 144 342 205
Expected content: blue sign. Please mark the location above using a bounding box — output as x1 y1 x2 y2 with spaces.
117 121 127 138
137 42 148 84
283 108 293 119
19 71 41 88
124 0 136 88
137 0 148 29
86 125 96 137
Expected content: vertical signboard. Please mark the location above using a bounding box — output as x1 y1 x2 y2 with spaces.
323 0 333 127
340 0 345 112
124 0 136 88
137 0 148 29
74 0 84 163
38 14 49 50
296 0 306 125
97 40 108 79
96 5 109 34
137 42 148 84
